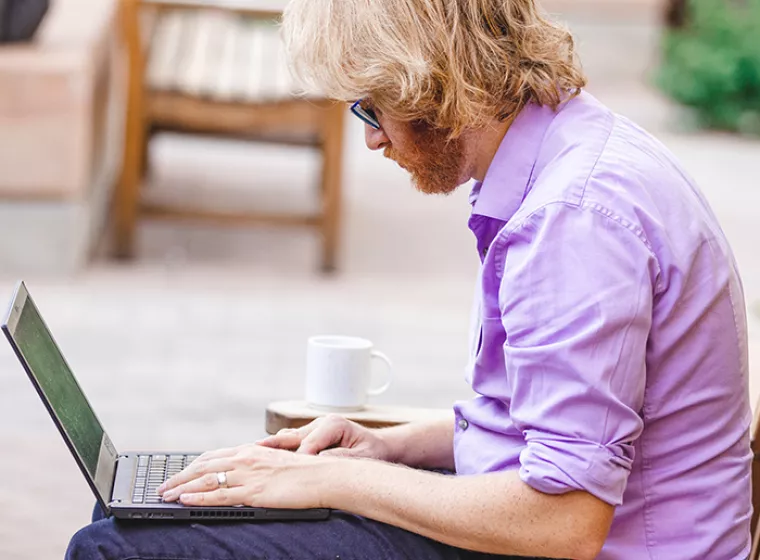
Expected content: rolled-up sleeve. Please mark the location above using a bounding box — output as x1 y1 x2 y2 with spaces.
496 201 656 506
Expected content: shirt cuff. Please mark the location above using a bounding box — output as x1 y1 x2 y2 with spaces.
518 432 635 506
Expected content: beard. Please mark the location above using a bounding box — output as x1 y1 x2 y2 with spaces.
383 124 466 195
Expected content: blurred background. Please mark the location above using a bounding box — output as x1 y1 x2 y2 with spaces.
0 0 758 557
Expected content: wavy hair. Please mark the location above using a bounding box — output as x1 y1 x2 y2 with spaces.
282 0 586 136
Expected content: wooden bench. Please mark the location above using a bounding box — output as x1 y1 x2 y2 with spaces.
116 0 345 271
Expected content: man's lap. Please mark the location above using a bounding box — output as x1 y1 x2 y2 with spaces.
65 504 535 560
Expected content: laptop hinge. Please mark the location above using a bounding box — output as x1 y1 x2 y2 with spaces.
110 454 128 505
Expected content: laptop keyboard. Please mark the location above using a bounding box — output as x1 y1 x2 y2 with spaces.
132 454 200 504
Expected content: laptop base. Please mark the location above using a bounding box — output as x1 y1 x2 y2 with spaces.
110 453 331 522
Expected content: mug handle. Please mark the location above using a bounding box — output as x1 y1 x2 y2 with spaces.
367 350 393 396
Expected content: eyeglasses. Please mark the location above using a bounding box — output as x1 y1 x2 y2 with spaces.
350 100 381 130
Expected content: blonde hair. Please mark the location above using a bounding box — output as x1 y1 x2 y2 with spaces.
282 0 586 136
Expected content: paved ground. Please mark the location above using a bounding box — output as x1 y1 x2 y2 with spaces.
1 6 760 559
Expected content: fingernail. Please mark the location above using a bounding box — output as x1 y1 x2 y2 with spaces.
157 484 165 494
162 491 174 501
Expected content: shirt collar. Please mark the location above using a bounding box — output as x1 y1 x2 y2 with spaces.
470 101 561 223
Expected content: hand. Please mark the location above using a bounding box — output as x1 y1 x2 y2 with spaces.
257 415 395 461
157 444 333 509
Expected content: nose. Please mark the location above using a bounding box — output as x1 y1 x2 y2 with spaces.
365 124 390 151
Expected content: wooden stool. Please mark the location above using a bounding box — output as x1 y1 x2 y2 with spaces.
264 400 452 435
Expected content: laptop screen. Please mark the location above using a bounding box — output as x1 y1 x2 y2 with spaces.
2 283 117 507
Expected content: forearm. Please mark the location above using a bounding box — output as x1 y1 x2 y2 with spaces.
376 415 455 470
320 460 612 560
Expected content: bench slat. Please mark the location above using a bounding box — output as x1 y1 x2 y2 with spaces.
147 10 303 104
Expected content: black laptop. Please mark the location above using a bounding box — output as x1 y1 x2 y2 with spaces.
1 281 330 522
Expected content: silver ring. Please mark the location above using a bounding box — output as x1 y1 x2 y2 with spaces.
216 471 228 489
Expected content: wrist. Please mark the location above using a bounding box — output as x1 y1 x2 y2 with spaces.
376 426 408 464
312 455 370 511
308 455 345 509
375 417 455 469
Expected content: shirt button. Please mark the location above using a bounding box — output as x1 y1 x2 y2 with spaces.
458 418 469 431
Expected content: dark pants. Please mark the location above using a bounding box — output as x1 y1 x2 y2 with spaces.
65 505 543 560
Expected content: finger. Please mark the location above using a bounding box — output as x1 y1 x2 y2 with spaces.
179 487 248 507
297 416 349 455
257 429 303 449
162 468 240 502
259 418 326 450
161 472 222 502
158 457 235 495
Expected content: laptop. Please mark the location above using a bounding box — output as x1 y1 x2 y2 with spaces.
1 281 330 522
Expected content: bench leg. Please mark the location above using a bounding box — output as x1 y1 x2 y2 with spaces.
319 103 345 273
113 0 147 260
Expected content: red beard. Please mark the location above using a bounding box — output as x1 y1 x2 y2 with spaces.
383 125 465 195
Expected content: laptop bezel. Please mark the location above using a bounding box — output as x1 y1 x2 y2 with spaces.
1 281 118 514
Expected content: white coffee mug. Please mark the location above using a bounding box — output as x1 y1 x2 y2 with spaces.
305 335 393 411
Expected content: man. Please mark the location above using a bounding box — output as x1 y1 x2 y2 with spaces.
67 0 752 558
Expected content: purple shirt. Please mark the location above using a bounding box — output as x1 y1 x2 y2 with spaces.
452 92 752 559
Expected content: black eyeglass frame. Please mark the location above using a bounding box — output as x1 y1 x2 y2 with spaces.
350 100 381 130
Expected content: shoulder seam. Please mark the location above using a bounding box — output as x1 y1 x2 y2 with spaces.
578 109 616 203
491 200 663 294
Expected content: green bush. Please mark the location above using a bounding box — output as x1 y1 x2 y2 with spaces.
657 0 760 135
